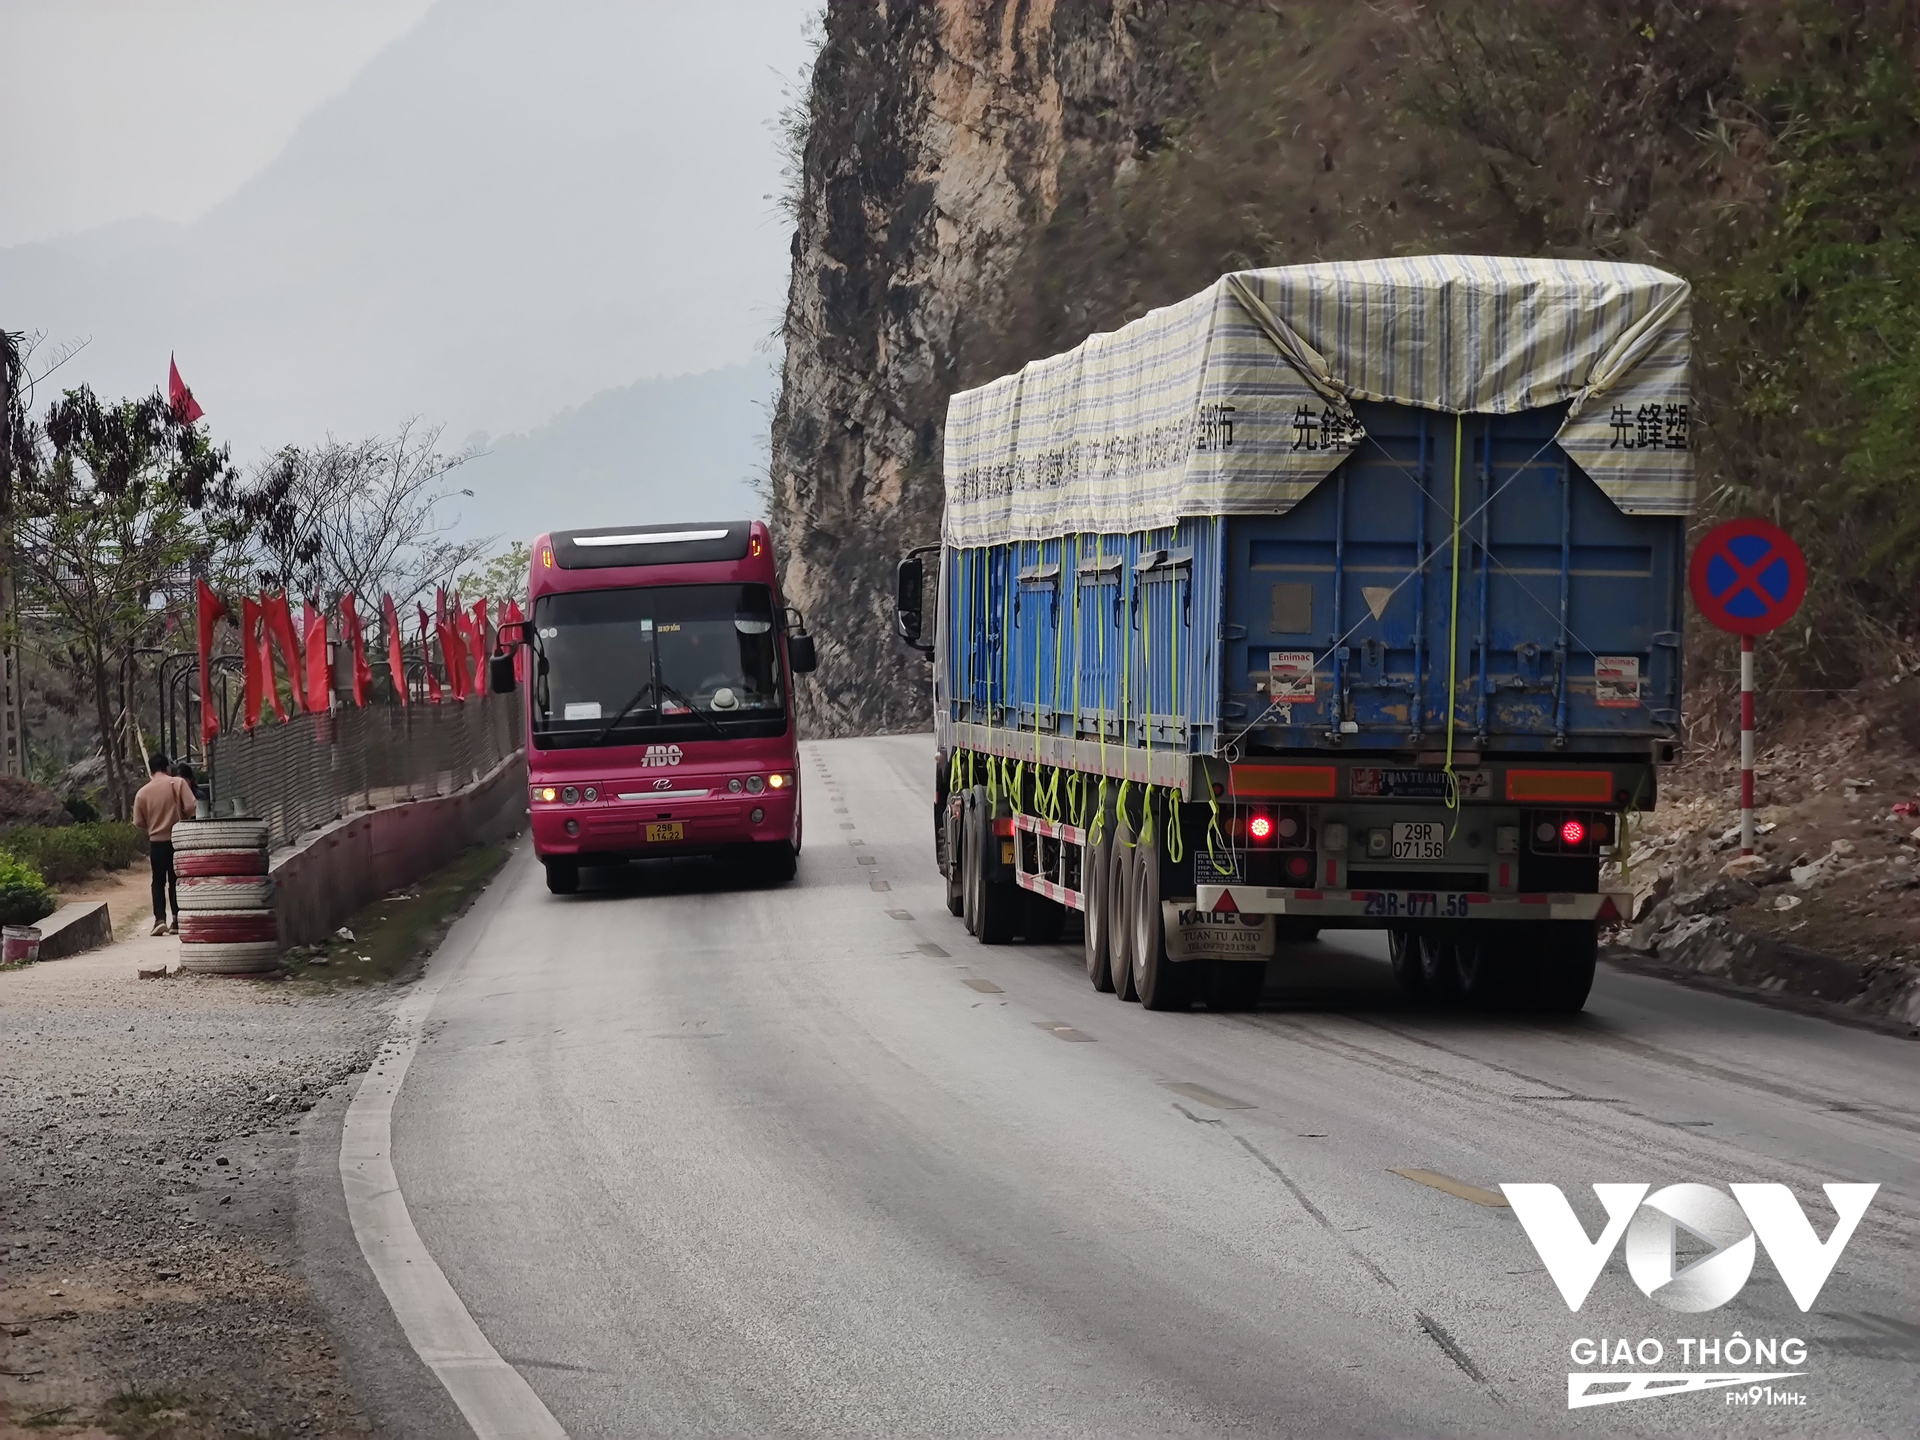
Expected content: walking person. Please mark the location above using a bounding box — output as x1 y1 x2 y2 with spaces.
172 761 208 819
132 753 192 936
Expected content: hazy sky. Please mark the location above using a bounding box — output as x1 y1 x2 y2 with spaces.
0 0 818 479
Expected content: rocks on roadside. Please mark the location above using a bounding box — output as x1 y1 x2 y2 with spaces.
1671 876 1761 917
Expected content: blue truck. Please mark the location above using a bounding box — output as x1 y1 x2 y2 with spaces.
895 257 1691 1012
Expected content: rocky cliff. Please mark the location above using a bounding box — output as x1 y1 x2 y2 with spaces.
771 1 1920 734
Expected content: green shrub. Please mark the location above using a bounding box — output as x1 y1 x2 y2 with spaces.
0 850 56 927
0 821 146 885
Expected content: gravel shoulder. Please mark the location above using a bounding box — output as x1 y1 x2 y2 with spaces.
1 844 508 1440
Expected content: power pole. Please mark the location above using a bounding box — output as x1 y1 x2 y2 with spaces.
0 331 25 778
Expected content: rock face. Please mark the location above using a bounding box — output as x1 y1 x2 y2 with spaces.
770 1 1184 735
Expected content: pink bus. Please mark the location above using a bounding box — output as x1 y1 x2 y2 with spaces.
492 520 817 893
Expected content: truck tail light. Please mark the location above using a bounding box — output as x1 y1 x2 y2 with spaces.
1529 811 1611 854
1248 813 1274 841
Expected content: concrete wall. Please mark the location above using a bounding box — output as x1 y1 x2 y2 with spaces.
271 752 528 947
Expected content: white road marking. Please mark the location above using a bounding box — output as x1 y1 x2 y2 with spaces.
338 846 568 1440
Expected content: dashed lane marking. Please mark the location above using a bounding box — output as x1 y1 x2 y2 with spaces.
1159 1081 1253 1110
1034 1021 1094 1042
1390 1168 1510 1209
964 977 1003 993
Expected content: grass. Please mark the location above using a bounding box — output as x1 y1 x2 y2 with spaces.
280 843 509 986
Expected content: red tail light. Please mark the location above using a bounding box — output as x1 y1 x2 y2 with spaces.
1285 854 1311 879
1560 818 1586 846
1248 814 1275 841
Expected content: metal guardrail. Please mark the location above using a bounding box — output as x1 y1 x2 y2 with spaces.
208 697 523 848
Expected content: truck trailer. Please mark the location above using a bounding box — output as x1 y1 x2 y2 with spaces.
897 256 1691 1013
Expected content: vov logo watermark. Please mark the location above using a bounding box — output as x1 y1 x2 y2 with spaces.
1501 1181 1879 1410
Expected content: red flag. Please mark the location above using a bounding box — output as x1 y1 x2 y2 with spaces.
196 580 228 744
168 354 204 424
440 618 469 700
382 594 407 704
418 604 443 703
340 593 372 707
261 593 304 715
240 597 280 727
469 598 490 695
501 598 527 683
301 602 331 711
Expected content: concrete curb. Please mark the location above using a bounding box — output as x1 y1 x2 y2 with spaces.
29 900 114 960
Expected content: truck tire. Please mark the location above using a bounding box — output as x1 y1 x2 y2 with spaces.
1418 932 1461 997
1107 819 1138 1000
545 859 579 895
961 792 981 935
1388 928 1423 996
943 798 965 916
1453 927 1510 1004
972 786 1019 945
1024 890 1066 944
1130 831 1191 1011
1082 819 1114 991
1206 961 1267 1011
1535 923 1598 1013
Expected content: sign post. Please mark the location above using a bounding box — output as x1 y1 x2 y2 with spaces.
1688 518 1808 855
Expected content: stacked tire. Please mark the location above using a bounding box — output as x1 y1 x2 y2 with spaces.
174 819 279 974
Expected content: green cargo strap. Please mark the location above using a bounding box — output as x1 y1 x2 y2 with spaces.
1444 413 1464 827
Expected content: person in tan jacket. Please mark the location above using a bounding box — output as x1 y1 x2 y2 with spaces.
131 754 195 935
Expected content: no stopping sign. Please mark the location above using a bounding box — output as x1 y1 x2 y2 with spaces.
1689 518 1807 636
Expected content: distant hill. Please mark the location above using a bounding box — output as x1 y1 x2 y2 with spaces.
449 363 772 551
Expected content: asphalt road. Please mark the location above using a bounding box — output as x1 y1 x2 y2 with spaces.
380 735 1918 1438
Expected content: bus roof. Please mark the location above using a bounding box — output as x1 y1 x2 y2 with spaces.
529 519 778 599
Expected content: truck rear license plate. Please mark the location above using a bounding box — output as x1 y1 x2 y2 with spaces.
645 822 684 842
1391 822 1446 860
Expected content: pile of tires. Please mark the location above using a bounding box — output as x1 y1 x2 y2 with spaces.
173 818 279 974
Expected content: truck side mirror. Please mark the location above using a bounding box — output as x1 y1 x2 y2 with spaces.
895 556 923 645
488 653 517 694
788 631 818 675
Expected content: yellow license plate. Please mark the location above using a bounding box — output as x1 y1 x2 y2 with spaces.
645 822 684 842
1001 839 1015 865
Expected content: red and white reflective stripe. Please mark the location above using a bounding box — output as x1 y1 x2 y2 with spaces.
1740 634 1755 856
1015 869 1084 911
1012 812 1086 846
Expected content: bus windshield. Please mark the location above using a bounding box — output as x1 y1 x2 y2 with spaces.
531 583 785 747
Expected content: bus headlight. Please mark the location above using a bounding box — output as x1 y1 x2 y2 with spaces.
728 778 744 794
561 786 579 804
537 787 557 803
767 773 789 789
746 775 765 794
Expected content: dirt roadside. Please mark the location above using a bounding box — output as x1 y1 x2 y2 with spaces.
0 845 507 1440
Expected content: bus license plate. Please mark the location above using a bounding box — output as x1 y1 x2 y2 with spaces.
646 822 684 842
1391 822 1446 860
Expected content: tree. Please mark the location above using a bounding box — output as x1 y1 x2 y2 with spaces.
456 540 530 608
250 422 492 609
10 385 301 815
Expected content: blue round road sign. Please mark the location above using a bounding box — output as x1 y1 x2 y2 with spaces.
1689 518 1807 636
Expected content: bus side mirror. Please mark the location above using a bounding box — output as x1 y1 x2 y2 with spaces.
488 653 517 694
895 556 923 644
788 631 818 675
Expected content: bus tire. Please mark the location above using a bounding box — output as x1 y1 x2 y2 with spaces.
753 841 797 884
1082 821 1114 991
544 860 579 895
1535 923 1598 1013
1107 818 1138 1000
1130 833 1190 1011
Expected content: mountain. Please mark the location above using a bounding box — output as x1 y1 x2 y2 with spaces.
450 363 772 550
0 0 814 463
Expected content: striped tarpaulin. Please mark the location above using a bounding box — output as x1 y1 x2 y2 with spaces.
943 256 1692 545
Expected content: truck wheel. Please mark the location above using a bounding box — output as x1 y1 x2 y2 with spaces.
1130 833 1191 1011
1082 821 1114 990
1206 961 1267 1011
973 786 1019 945
961 793 981 935
1107 818 1138 1000
1454 927 1509 1003
943 799 965 917
1388 928 1423 995
1535 923 1598 1013
544 860 579 895
1418 932 1461 997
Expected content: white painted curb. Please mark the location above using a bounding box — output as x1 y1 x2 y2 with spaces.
339 844 568 1440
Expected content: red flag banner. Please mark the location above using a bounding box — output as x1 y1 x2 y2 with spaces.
340 593 372 707
196 579 228 744
382 594 407 704
240 597 275 727
302 602 331 712
501 598 527 684
168 354 204 424
261 593 304 715
439 618 469 700
469 597 490 696
418 604 443 703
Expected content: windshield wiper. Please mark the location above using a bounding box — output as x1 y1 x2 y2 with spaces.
590 679 657 745
657 681 725 739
